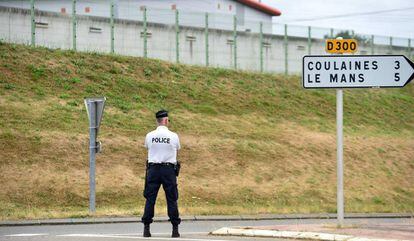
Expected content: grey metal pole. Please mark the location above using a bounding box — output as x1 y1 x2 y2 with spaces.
72 0 77 51
259 21 263 73
389 36 393 54
110 0 115 54
409 39 412 60
284 24 288 76
307 26 311 55
205 12 209 67
30 0 35 47
143 7 147 58
175 9 179 63
88 102 97 213
336 88 344 227
335 36 344 227
233 15 237 70
330 28 334 38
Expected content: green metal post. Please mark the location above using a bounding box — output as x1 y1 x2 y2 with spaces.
408 39 412 60
389 36 393 54
371 35 374 55
175 9 179 63
72 0 77 51
110 0 115 54
330 28 334 38
30 0 35 47
205 13 209 66
284 24 288 76
307 26 311 55
233 15 237 70
259 22 263 72
143 7 147 58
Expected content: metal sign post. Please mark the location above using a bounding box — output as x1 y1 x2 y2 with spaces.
302 52 414 227
84 97 106 213
334 37 345 227
336 88 344 226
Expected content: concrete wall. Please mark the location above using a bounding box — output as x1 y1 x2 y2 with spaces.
0 0 273 32
0 6 412 74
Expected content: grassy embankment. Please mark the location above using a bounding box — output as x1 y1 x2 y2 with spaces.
0 42 413 220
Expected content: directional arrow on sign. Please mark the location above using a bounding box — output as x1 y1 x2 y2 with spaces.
303 55 414 89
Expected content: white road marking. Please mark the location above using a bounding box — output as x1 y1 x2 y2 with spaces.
57 233 228 241
5 233 49 237
107 232 209 236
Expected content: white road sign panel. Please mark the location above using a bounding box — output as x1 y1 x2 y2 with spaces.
303 55 414 89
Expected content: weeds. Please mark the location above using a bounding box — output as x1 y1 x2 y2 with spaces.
28 64 45 80
0 42 413 220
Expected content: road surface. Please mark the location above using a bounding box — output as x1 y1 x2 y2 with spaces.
0 218 411 241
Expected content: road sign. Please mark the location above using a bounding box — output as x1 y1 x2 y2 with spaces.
84 97 106 131
84 97 106 213
303 55 414 89
326 39 358 54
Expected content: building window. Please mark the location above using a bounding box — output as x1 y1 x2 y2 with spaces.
171 4 176 10
140 32 152 38
35 22 48 28
89 27 102 33
229 5 232 11
297 45 305 50
60 8 66 14
186 36 196 42
85 7 90 13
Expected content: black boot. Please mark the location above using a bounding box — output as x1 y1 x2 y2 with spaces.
172 224 180 238
143 224 151 237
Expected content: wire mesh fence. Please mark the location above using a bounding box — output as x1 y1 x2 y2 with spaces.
0 1 412 74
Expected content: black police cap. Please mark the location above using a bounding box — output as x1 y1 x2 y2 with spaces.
155 109 168 118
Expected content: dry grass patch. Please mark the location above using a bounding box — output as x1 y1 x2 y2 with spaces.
0 43 413 219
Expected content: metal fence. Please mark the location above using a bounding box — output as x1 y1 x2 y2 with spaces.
0 0 412 74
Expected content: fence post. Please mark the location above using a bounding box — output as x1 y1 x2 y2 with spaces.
389 36 393 54
143 7 147 58
30 0 35 47
330 28 334 38
110 0 115 54
284 24 288 76
72 0 77 51
259 22 263 72
371 35 374 55
205 12 209 67
307 26 311 55
175 9 179 63
233 15 237 70
409 39 412 60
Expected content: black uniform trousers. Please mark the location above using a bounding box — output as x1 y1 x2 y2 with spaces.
142 164 181 226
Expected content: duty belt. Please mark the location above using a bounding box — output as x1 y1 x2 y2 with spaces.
148 162 175 167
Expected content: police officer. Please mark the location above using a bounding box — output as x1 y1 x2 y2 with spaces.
142 109 181 238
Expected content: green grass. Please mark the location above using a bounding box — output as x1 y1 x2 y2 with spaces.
0 43 413 220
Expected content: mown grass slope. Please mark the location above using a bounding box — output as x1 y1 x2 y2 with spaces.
0 42 413 220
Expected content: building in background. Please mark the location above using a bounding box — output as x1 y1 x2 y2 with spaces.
0 0 281 32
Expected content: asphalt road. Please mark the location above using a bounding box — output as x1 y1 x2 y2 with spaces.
0 218 411 241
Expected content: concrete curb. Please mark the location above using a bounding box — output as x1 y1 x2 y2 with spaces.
0 213 412 227
210 227 411 241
